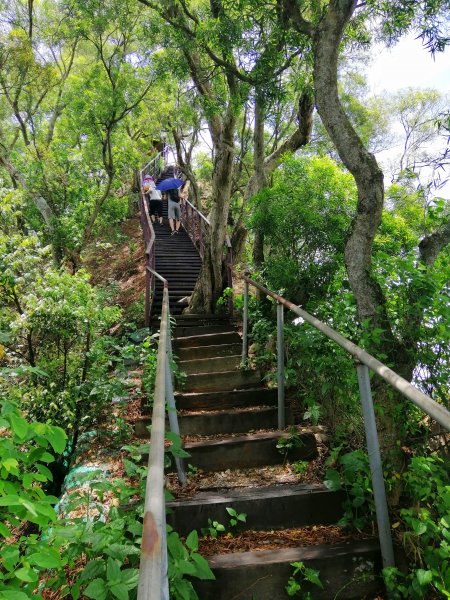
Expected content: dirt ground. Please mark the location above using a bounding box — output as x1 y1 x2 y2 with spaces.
83 214 146 310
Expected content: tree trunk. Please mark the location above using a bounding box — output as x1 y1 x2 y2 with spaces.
186 116 236 313
172 127 201 208
251 91 268 276
312 1 408 471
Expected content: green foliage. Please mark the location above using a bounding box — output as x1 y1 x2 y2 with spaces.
216 287 233 310
285 561 323 598
226 507 247 529
140 333 187 409
201 507 247 539
324 448 375 530
0 0 171 262
293 460 309 476
141 336 159 400
247 295 361 437
1 259 122 436
0 399 67 598
248 155 356 305
168 527 215 600
276 427 305 463
384 456 450 598
201 518 226 539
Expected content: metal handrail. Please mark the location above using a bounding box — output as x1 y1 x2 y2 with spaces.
180 199 208 259
137 281 186 600
241 274 450 572
140 153 164 183
139 192 156 325
242 277 450 431
138 285 170 600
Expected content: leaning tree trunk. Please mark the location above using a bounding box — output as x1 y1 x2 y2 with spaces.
252 92 268 298
186 115 236 313
312 0 408 476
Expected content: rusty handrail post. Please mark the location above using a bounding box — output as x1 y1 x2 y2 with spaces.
225 236 233 316
356 362 395 569
242 280 249 362
144 268 150 327
276 301 285 429
199 213 203 258
139 187 156 324
138 286 170 600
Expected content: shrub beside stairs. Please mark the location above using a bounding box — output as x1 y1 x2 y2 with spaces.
135 315 384 599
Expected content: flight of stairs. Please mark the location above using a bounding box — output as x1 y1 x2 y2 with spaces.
136 315 384 599
149 200 202 317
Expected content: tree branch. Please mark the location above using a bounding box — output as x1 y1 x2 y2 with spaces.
419 220 450 267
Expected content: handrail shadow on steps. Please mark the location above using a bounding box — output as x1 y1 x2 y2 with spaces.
241 274 450 575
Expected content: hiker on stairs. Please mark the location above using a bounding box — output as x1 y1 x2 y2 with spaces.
168 185 186 235
149 185 163 226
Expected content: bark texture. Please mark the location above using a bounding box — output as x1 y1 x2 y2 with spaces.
313 2 390 333
186 107 237 313
251 92 268 272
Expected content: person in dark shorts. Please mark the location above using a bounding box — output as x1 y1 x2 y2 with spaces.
149 185 163 225
168 186 182 235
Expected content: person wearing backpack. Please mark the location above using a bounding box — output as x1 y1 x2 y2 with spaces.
149 184 163 226
168 186 182 235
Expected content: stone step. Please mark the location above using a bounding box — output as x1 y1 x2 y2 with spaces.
176 343 242 361
174 314 230 323
135 405 285 435
173 388 278 411
179 355 241 375
193 540 382 600
182 430 317 472
174 324 235 338
167 484 344 536
174 331 241 349
182 369 261 393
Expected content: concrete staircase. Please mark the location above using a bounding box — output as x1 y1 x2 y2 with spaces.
136 315 383 599
150 204 202 318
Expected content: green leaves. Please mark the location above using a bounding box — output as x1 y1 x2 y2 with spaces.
28 549 62 569
107 557 121 585
9 414 29 440
186 530 199 552
45 426 67 455
168 528 215 598
84 578 107 600
226 507 247 528
286 561 323 596
324 469 341 492
82 560 139 600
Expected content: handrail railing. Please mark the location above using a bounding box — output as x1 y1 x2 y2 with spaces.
140 152 164 184
138 191 156 326
241 274 450 572
137 284 170 600
137 283 186 600
180 199 209 259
